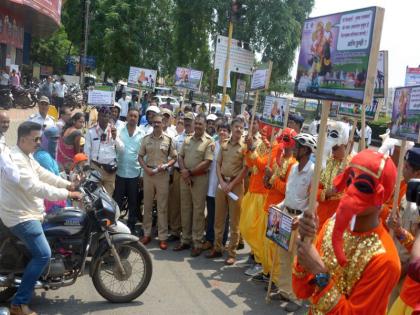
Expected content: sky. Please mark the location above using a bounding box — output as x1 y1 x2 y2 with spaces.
289 0 420 87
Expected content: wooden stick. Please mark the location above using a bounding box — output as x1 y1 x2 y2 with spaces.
306 100 331 216
391 140 407 217
265 245 280 302
248 90 259 140
359 103 366 151
283 99 291 130
344 117 357 162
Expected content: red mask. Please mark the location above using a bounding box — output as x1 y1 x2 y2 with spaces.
332 150 397 266
276 128 297 149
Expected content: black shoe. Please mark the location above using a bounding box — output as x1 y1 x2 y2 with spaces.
265 282 278 292
252 273 269 283
236 242 245 250
167 234 180 242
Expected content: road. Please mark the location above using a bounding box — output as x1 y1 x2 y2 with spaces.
1 108 308 314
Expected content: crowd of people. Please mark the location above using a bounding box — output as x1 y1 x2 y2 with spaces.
0 93 419 315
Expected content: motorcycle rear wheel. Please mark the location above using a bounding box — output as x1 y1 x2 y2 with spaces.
0 287 17 302
92 241 152 303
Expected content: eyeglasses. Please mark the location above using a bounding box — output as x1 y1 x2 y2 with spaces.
27 136 41 143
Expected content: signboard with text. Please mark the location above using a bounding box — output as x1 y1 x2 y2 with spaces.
294 7 383 104
405 67 420 86
335 97 380 120
88 89 114 106
390 86 420 142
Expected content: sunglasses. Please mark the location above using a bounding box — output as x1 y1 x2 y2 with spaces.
28 136 41 143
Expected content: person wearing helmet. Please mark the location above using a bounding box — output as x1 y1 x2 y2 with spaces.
274 132 316 312
139 105 160 135
294 150 400 315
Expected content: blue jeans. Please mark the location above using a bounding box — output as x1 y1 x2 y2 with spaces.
10 220 51 305
206 196 228 245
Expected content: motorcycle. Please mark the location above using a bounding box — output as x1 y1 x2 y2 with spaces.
0 87 12 109
11 86 36 109
0 169 152 303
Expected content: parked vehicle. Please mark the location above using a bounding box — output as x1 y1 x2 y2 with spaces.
0 169 152 303
153 95 180 110
0 87 12 109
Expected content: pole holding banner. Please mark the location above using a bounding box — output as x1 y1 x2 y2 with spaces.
221 21 234 114
391 140 407 217
248 90 259 141
359 103 366 151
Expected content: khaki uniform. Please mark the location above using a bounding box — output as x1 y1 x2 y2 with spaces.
179 133 214 248
139 132 177 240
214 138 247 257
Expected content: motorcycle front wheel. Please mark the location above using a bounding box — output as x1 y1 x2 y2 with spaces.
92 241 152 303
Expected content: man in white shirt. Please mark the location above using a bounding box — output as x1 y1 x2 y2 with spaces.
356 124 372 149
117 92 130 121
139 105 160 135
0 121 80 315
274 133 316 312
84 106 123 195
161 108 177 139
53 78 67 109
28 96 56 132
0 111 10 153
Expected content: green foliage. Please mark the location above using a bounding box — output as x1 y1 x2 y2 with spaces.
30 26 76 73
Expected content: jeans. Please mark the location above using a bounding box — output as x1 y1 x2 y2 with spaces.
113 175 141 229
10 220 51 305
206 196 228 246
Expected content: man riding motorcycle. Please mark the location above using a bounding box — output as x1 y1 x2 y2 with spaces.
0 121 80 315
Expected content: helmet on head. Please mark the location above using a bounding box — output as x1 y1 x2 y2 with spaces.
146 105 160 114
293 133 317 153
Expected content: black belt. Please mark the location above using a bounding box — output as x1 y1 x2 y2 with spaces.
286 207 302 215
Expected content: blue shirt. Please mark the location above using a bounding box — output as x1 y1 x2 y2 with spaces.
116 126 145 178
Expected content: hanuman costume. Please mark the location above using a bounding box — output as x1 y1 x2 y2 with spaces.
292 150 401 314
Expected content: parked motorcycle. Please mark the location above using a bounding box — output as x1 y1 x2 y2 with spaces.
0 169 152 303
0 87 12 109
11 86 36 109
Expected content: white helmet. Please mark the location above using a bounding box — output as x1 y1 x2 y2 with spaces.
146 105 160 114
294 133 317 153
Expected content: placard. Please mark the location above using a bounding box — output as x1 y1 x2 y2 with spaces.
390 86 420 142
405 67 420 86
294 7 383 104
236 79 246 102
88 90 114 106
336 97 380 120
266 206 294 251
174 67 203 91
374 50 387 97
214 35 254 75
128 67 157 89
250 69 269 91
262 96 288 127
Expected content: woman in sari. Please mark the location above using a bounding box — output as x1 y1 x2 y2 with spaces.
57 112 84 172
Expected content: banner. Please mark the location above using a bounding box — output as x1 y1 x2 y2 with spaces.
390 86 420 142
294 7 382 103
214 35 254 75
236 79 246 102
250 69 269 91
262 96 288 127
128 67 157 90
266 206 294 251
374 50 387 97
175 67 203 91
405 67 420 86
335 97 380 120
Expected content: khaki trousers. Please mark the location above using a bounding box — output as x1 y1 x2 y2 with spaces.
180 174 208 248
91 163 116 196
168 169 182 236
214 183 244 257
143 171 169 240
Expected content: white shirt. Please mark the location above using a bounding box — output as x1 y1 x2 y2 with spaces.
174 131 191 168
84 124 123 165
114 119 126 131
280 160 315 212
139 123 154 136
28 113 56 130
164 126 177 139
356 125 372 146
53 82 67 98
0 134 6 153
0 146 70 227
118 97 130 118
0 72 9 86
308 120 319 135
207 141 221 197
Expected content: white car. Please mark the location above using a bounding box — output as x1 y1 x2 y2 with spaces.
153 96 180 109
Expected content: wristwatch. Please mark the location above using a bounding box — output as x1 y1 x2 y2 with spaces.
311 273 330 288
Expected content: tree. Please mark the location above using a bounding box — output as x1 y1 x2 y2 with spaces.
30 26 76 74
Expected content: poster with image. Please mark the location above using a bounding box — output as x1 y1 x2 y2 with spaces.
266 206 294 251
390 86 420 142
294 7 382 103
175 67 203 91
262 96 288 127
236 79 246 102
374 50 387 97
405 67 420 86
128 67 157 89
336 97 380 120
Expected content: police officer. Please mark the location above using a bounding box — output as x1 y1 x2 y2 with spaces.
27 96 56 131
168 112 195 241
174 113 214 257
84 106 122 195
206 118 247 265
138 113 177 250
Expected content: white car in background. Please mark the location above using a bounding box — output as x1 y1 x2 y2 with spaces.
153 95 180 110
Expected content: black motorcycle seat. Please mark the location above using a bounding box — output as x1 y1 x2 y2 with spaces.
0 219 16 240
